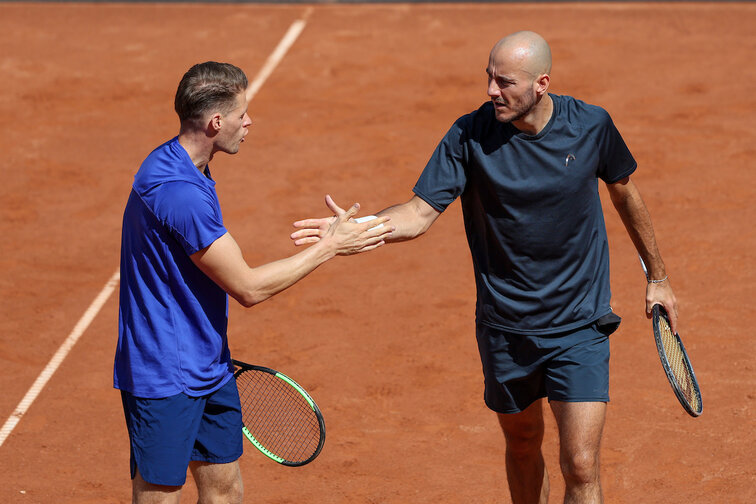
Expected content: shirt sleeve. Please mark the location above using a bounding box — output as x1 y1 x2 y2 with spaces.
593 109 637 183
412 117 469 212
155 181 227 255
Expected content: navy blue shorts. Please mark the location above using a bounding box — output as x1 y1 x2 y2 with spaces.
476 315 620 414
120 376 244 486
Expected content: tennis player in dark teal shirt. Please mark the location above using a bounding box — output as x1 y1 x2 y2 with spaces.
414 95 635 335
292 31 678 503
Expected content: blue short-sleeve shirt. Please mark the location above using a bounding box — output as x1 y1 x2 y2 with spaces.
115 137 233 398
413 95 636 334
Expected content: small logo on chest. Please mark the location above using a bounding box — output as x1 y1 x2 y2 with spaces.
564 153 576 167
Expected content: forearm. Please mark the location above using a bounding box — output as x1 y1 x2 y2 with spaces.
608 176 678 330
238 240 336 306
193 232 338 308
609 179 667 280
376 196 439 242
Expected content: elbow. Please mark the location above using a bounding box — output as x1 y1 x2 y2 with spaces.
406 214 437 240
232 290 266 308
405 224 429 241
227 271 276 308
389 223 427 243
237 297 257 309
417 219 435 237
608 185 631 210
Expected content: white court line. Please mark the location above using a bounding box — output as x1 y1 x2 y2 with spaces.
0 12 311 449
0 270 120 448
246 8 312 102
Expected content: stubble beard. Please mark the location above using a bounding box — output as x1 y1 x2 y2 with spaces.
494 90 538 124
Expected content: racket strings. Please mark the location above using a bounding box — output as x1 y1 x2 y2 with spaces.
239 378 318 461
658 318 701 413
236 370 321 463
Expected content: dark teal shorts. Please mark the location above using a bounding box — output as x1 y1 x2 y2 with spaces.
120 377 243 486
476 315 620 414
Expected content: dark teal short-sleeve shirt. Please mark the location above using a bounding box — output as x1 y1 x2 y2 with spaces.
413 95 636 334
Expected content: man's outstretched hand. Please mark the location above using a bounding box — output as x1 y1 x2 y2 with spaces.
292 195 393 255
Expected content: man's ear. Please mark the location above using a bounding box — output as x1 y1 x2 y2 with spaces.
209 112 223 133
535 73 550 97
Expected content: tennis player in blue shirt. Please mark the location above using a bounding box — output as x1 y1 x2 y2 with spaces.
292 32 678 504
115 61 392 503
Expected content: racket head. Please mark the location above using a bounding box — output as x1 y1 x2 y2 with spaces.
232 359 326 466
651 305 703 417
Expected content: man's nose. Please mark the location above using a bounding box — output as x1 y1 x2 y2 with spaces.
487 80 500 98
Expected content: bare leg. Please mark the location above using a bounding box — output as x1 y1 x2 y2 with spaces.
549 401 606 504
189 460 243 504
132 469 182 504
497 399 549 504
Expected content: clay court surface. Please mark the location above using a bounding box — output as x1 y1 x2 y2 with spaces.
1 1 755 502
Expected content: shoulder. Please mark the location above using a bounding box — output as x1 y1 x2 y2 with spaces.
554 94 612 126
159 179 214 206
553 94 619 145
134 140 219 217
152 180 222 240
134 137 200 194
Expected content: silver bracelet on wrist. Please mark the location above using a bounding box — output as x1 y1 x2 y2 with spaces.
647 275 668 284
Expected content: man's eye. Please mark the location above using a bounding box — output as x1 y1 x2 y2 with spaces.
487 74 509 88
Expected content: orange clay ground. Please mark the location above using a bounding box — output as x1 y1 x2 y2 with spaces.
0 2 754 503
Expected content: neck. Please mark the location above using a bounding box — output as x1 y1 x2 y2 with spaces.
178 129 214 170
512 93 553 135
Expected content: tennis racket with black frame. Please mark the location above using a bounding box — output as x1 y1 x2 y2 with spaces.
232 359 326 466
650 304 703 417
638 256 702 417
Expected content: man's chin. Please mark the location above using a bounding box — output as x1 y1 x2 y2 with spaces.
493 110 514 124
221 146 241 155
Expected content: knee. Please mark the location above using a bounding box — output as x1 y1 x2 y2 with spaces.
198 472 243 504
502 424 544 458
221 476 244 504
560 450 600 485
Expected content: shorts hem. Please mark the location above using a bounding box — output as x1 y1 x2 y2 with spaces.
484 396 543 415
136 467 187 487
190 451 243 465
485 396 610 414
547 396 610 403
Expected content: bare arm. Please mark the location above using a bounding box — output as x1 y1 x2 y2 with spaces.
193 202 391 307
607 176 679 332
375 195 441 242
291 194 440 245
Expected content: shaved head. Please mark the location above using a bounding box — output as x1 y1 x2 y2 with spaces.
486 31 554 130
491 31 552 77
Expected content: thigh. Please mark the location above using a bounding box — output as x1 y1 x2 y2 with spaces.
549 401 606 458
191 377 244 464
497 399 545 447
